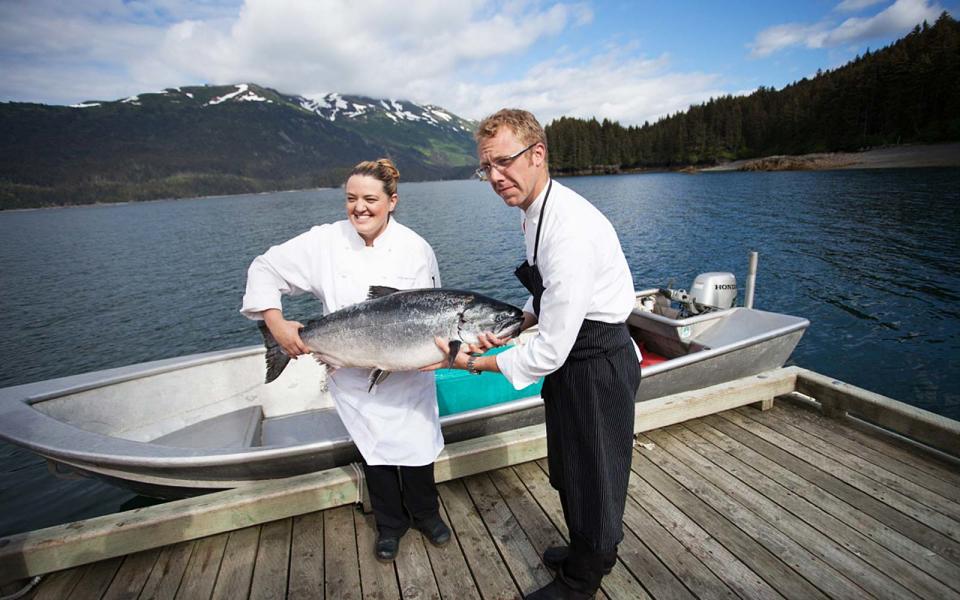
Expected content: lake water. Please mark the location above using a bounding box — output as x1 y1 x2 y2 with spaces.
1 169 958 536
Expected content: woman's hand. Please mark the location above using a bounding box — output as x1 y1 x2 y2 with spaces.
262 309 310 357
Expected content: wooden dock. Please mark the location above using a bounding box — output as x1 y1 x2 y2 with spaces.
2 369 959 599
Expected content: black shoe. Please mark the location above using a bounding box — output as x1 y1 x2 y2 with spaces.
416 518 451 546
542 546 614 575
543 546 569 571
525 577 595 599
375 535 400 562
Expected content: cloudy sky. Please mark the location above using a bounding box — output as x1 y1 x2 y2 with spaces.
0 0 953 125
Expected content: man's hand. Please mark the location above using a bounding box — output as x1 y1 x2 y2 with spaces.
471 331 509 353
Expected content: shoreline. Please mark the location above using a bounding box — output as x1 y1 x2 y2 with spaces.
699 142 960 172
3 143 958 212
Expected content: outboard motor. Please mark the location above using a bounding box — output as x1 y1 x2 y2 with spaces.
658 272 737 316
690 272 738 311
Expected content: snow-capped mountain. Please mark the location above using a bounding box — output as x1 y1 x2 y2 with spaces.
1 83 479 208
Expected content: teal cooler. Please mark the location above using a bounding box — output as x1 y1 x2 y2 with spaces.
434 346 543 417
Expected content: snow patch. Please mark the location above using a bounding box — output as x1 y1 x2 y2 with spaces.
70 102 101 108
207 84 249 106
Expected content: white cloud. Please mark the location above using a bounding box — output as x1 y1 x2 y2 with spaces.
0 0 722 126
836 0 886 12
439 49 725 126
749 0 942 57
826 0 942 45
131 0 587 101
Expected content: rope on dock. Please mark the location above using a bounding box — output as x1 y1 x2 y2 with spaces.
0 576 42 600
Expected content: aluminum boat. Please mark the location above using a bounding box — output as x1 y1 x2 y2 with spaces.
0 275 809 498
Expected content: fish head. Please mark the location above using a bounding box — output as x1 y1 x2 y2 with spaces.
458 294 525 341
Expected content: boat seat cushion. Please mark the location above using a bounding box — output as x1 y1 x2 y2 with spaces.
153 406 263 449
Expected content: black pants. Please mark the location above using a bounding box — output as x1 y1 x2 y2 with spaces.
543 320 640 593
362 462 440 537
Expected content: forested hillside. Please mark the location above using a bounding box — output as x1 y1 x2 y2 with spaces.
546 12 960 172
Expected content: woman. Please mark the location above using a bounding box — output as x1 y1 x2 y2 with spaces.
240 159 450 562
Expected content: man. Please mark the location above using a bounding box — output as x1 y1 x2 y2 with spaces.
433 109 641 599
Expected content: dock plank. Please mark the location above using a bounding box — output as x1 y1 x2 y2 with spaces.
418 500 479 600
688 417 960 594
138 540 196 600
101 549 161 600
625 455 783 599
632 444 823 600
66 557 123 600
463 472 552 596
620 481 738 600
709 411 960 565
250 518 292 600
643 427 881 600
745 405 960 520
352 510 400 600
210 527 260 600
173 533 228 600
526 460 651 600
324 506 361 600
288 512 325 600
394 530 440 600
487 468 566 559
772 398 960 503
32 567 86 600
663 422 954 599
437 480 519 600
722 408 960 553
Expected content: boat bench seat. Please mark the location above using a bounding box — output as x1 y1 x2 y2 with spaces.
153 406 263 449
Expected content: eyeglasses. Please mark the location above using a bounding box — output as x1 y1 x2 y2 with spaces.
475 142 538 180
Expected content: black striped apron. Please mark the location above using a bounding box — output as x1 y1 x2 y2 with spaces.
514 183 641 553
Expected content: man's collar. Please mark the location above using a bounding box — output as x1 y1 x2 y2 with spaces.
523 177 552 219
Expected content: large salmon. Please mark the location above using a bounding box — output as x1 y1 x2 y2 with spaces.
259 286 525 387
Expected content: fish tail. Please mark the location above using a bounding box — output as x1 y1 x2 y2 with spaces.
258 322 292 383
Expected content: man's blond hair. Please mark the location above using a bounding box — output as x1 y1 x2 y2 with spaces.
475 109 547 153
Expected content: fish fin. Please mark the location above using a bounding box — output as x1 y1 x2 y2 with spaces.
258 322 292 384
367 368 391 392
447 340 462 369
367 286 400 300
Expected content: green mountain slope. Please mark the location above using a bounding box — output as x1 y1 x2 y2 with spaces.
0 84 477 209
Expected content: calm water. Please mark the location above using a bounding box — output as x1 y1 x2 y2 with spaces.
1 169 958 536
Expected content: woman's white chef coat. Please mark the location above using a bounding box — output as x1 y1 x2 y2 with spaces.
241 218 444 466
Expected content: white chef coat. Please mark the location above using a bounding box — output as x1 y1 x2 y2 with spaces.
496 179 638 390
241 218 444 466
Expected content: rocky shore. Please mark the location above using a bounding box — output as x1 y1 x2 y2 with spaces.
700 142 960 172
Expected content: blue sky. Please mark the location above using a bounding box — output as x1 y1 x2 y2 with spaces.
0 0 954 125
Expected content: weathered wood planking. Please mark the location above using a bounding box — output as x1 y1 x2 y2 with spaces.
686 416 960 594
660 422 953 599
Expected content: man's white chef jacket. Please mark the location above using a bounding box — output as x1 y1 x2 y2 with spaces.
496 179 638 390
